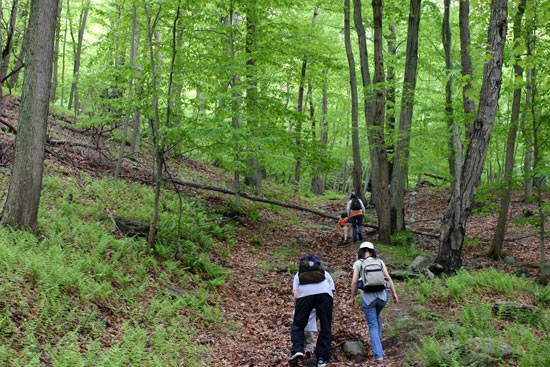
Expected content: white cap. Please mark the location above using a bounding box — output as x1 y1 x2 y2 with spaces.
359 241 375 250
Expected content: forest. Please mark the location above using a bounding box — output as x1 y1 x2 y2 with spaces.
0 0 549 366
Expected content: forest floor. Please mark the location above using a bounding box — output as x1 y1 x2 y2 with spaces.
1 95 548 366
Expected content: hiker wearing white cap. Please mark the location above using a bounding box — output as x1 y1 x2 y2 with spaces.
350 242 398 362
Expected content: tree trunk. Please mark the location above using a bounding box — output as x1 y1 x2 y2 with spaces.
442 0 456 184
371 0 391 244
344 0 365 202
1 0 19 82
390 0 422 234
60 0 69 106
244 0 262 196
68 1 90 115
144 5 164 245
7 16 29 90
489 0 526 260
435 0 508 273
311 69 329 195
352 0 373 205
115 5 139 180
521 28 534 201
50 0 62 102
294 8 319 185
229 1 242 207
1 0 58 231
459 0 476 139
385 24 397 181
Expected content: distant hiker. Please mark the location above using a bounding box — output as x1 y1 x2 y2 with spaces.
337 213 348 243
346 194 366 242
289 255 335 367
350 242 398 363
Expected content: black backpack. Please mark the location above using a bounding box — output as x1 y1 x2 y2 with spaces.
298 255 325 285
350 197 362 210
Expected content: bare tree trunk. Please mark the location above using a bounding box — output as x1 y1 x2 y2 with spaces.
521 28 534 201
459 0 476 139
244 0 262 196
385 24 397 181
311 69 329 194
344 0 364 202
144 5 163 245
1 0 19 82
7 15 29 90
435 0 508 273
352 0 373 205
489 0 526 260
115 5 139 180
229 0 242 207
68 1 90 115
294 8 319 185
60 0 69 106
50 0 62 102
442 0 456 184
1 0 58 231
390 0 422 234
371 0 391 244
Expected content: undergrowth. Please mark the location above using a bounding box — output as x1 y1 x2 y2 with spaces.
0 172 232 366
412 268 550 367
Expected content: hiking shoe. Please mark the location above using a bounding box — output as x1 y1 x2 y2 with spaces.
304 351 317 367
289 352 304 367
317 359 330 367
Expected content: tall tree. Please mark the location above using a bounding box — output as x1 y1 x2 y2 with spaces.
115 5 139 180
1 0 59 231
344 0 365 202
294 8 319 185
50 0 63 102
459 0 476 139
442 0 456 182
244 0 262 196
371 0 391 244
143 4 164 245
311 69 329 194
389 0 422 233
435 0 508 272
489 0 526 260
352 0 373 205
1 0 19 83
68 0 90 115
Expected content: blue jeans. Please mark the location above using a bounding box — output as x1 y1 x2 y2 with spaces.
350 215 363 242
362 297 387 359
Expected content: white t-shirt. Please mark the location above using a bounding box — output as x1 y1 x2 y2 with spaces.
293 271 335 299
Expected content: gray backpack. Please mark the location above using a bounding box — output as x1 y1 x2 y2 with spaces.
358 258 387 292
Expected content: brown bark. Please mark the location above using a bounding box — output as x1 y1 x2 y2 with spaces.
68 1 90 115
50 0 63 102
244 0 262 196
371 0 391 244
459 0 476 139
435 0 508 272
1 0 19 82
489 0 526 260
352 0 373 205
344 0 365 203
390 0 422 234
1 0 59 231
442 0 456 183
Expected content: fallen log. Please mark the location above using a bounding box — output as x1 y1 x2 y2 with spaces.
424 172 450 182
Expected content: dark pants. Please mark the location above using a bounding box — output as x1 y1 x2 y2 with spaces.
350 215 363 242
291 293 333 361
